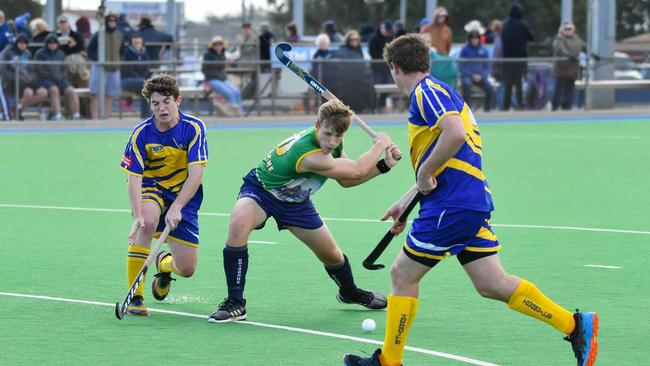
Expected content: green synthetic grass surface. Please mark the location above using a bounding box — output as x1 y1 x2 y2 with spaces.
0 119 648 365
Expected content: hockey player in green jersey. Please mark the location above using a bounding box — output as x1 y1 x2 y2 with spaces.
209 99 401 322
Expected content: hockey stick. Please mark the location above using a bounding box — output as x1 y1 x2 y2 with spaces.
274 42 378 138
115 225 171 319
362 192 423 270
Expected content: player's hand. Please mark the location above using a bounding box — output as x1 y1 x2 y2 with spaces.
164 205 183 231
128 217 145 244
385 144 401 168
373 132 392 150
416 172 437 195
381 202 407 235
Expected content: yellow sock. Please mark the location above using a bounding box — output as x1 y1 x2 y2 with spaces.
159 253 182 276
380 294 420 366
507 279 575 334
127 245 150 298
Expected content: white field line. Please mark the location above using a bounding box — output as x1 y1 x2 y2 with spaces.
0 291 500 366
249 240 278 244
1 203 649 236
584 264 623 269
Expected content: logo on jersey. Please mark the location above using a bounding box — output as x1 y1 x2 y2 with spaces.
121 155 132 168
150 145 164 153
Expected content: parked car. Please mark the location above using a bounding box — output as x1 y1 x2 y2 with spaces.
613 51 643 80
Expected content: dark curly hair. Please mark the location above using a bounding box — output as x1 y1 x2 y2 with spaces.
383 34 430 74
141 74 180 101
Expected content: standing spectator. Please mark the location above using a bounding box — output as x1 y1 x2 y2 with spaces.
87 12 124 119
136 17 173 63
56 15 89 89
121 33 151 118
28 18 49 56
14 12 31 39
116 13 134 40
459 31 493 112
464 20 486 44
489 20 505 110
286 22 301 42
75 16 91 44
501 3 534 110
323 20 342 43
552 21 585 111
0 33 44 119
420 6 452 55
369 21 394 113
0 10 13 52
202 36 242 114
341 30 363 57
393 20 406 38
236 22 258 99
34 34 80 120
258 23 274 72
360 23 375 43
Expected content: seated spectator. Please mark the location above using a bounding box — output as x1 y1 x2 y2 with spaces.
286 22 301 42
0 33 44 120
459 31 493 111
34 33 80 120
29 18 50 55
136 17 173 63
421 32 457 89
340 30 363 57
121 33 151 118
202 36 242 114
87 12 123 119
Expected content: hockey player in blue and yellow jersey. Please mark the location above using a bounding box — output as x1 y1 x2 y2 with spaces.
119 74 208 316
344 34 598 366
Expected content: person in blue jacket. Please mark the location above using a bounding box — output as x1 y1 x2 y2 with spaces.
459 31 493 112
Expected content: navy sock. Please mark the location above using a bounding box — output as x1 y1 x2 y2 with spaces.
325 254 357 298
223 245 248 303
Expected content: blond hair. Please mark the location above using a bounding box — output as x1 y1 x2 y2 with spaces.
318 100 353 134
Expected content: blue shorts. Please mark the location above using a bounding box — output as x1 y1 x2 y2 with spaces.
89 65 121 97
238 169 324 231
405 208 500 266
141 185 202 247
39 79 70 91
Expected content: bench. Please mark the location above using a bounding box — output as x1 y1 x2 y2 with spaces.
575 79 650 90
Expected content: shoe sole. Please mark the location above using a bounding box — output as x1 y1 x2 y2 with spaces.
336 293 387 310
584 313 599 366
207 315 247 323
126 310 149 316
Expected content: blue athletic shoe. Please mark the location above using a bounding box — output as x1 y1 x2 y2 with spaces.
565 310 599 366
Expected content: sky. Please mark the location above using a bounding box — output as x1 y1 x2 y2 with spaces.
42 0 269 22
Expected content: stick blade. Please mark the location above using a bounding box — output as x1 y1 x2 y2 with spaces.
115 302 125 320
362 261 385 270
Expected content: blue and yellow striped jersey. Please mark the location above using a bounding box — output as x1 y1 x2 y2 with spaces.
408 75 493 214
120 112 208 196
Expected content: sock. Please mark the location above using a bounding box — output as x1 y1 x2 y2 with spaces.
223 245 248 303
507 279 575 335
324 254 357 298
380 294 420 366
127 245 150 299
159 253 182 276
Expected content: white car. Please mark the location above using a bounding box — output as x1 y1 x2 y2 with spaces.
613 51 643 80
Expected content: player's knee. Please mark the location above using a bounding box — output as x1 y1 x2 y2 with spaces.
141 218 158 235
228 216 253 241
176 264 195 278
474 280 502 300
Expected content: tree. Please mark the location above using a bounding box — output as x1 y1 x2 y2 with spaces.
0 0 42 19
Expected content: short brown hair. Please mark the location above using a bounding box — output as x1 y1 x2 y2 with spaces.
318 99 352 134
142 74 180 101
383 34 430 74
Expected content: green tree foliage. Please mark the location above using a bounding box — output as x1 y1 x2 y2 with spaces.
0 0 42 20
617 0 650 40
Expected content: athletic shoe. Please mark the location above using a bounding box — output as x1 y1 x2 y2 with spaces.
126 295 149 316
564 310 599 366
208 297 247 323
337 288 387 310
151 250 175 301
344 348 396 366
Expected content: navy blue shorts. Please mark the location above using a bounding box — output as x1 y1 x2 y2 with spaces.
40 79 70 92
238 169 324 231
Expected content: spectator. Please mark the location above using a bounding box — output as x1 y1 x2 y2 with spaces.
459 31 493 112
236 22 258 99
311 33 331 79
28 18 49 56
393 20 406 38
136 17 173 62
14 12 31 39
420 6 452 55
87 12 124 119
0 10 13 52
489 20 504 109
0 33 44 120
369 21 394 113
501 2 534 110
323 20 343 43
116 13 134 40
464 20 486 44
286 22 301 42
34 33 80 120
258 23 274 72
56 15 89 89
202 35 242 114
75 16 91 43
121 33 151 118
421 32 457 89
341 30 363 57
359 22 375 43
415 17 432 34
552 21 585 111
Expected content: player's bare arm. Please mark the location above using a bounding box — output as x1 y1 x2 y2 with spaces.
416 114 466 194
127 174 144 244
336 143 401 187
381 185 419 235
165 164 205 230
298 132 392 183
